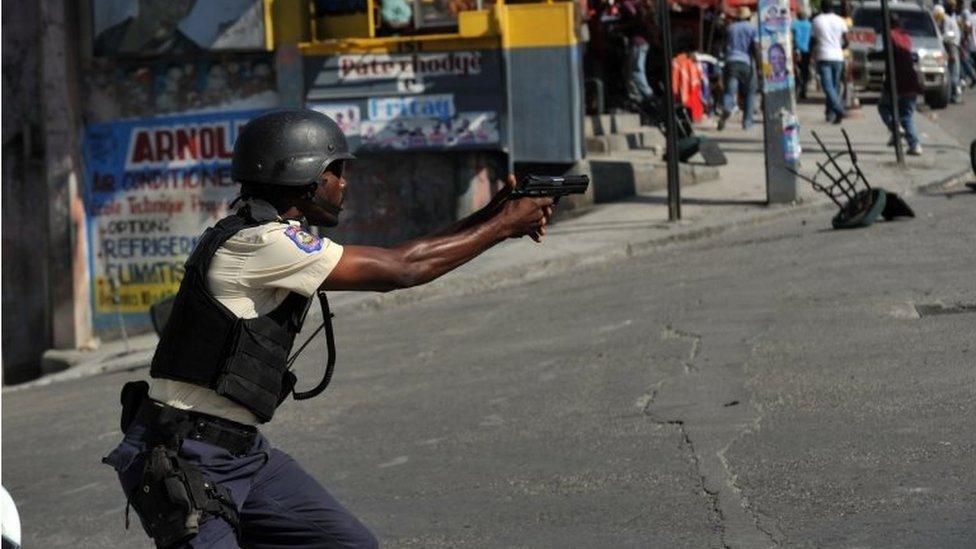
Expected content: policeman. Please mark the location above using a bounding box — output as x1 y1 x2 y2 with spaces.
102 109 554 548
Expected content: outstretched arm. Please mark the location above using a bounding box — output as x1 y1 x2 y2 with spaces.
321 176 554 292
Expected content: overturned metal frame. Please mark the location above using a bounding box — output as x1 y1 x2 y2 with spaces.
788 129 914 229
787 129 869 209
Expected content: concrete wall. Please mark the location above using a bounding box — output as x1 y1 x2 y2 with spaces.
328 152 502 246
2 0 48 383
40 0 92 353
2 0 92 384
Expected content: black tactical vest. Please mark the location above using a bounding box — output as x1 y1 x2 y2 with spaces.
150 202 312 423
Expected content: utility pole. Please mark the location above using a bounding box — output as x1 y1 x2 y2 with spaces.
659 0 681 221
880 0 905 165
758 0 799 204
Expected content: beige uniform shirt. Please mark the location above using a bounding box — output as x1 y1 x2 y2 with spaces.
149 220 344 425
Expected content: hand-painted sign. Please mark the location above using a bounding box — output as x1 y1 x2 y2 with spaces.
310 103 362 136
83 109 269 332
337 52 482 81
92 0 268 57
359 111 499 150
305 49 505 152
367 94 455 121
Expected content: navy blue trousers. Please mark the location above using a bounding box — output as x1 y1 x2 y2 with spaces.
103 421 378 548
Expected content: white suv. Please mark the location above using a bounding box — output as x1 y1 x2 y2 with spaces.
850 2 951 109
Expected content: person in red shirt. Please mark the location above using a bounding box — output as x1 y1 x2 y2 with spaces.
878 13 924 155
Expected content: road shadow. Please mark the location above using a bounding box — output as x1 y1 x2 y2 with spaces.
629 195 767 207
920 182 976 198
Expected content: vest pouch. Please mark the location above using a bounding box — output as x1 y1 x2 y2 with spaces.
214 316 293 423
151 278 239 386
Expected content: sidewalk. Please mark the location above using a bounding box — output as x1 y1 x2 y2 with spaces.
19 97 972 391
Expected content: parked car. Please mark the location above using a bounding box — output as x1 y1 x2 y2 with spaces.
849 2 951 109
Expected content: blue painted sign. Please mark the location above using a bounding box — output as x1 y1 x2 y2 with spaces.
82 109 270 333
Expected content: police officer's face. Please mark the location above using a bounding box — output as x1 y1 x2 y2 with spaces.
302 162 347 227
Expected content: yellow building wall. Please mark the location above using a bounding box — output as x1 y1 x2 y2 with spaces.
269 0 312 46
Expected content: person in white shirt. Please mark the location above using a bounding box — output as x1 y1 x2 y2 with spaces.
935 4 963 102
811 0 849 123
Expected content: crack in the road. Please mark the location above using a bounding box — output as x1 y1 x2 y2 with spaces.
661 325 702 373
639 384 726 546
646 324 782 548
668 418 727 547
648 327 727 546
717 413 782 546
720 332 783 547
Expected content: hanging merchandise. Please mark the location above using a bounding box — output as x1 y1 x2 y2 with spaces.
672 53 705 121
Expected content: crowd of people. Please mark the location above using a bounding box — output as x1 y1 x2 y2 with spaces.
580 0 976 157
935 2 976 103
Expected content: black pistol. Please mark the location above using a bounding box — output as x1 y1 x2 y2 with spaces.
510 174 590 203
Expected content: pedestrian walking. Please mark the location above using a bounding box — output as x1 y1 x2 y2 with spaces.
101 109 555 548
811 0 849 123
878 13 924 156
718 6 759 131
792 11 813 99
934 3 963 103
958 7 976 86
620 0 656 111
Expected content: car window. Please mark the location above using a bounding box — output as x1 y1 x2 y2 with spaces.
852 9 937 38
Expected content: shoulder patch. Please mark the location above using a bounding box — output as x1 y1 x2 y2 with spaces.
283 226 323 253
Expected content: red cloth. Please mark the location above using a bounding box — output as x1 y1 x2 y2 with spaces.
672 53 705 120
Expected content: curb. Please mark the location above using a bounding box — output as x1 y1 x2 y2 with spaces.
914 167 973 194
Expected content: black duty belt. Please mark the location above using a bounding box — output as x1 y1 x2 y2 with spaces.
131 399 258 457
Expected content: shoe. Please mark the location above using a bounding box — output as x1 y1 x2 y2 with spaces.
717 112 728 131
907 144 923 156
832 114 845 125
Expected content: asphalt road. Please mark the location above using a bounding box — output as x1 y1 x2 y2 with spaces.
4 96 975 548
6 186 975 548
923 91 976 150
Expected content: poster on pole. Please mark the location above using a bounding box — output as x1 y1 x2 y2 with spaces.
82 109 270 333
759 0 795 93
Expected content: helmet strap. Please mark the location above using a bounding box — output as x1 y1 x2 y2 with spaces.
314 194 343 216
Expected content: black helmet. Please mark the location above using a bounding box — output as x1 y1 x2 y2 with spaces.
232 109 355 187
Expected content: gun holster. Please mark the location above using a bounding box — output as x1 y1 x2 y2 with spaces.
120 380 150 433
129 445 240 549
116 382 241 548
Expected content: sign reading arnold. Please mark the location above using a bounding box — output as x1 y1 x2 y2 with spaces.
82 109 269 332
304 49 505 152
